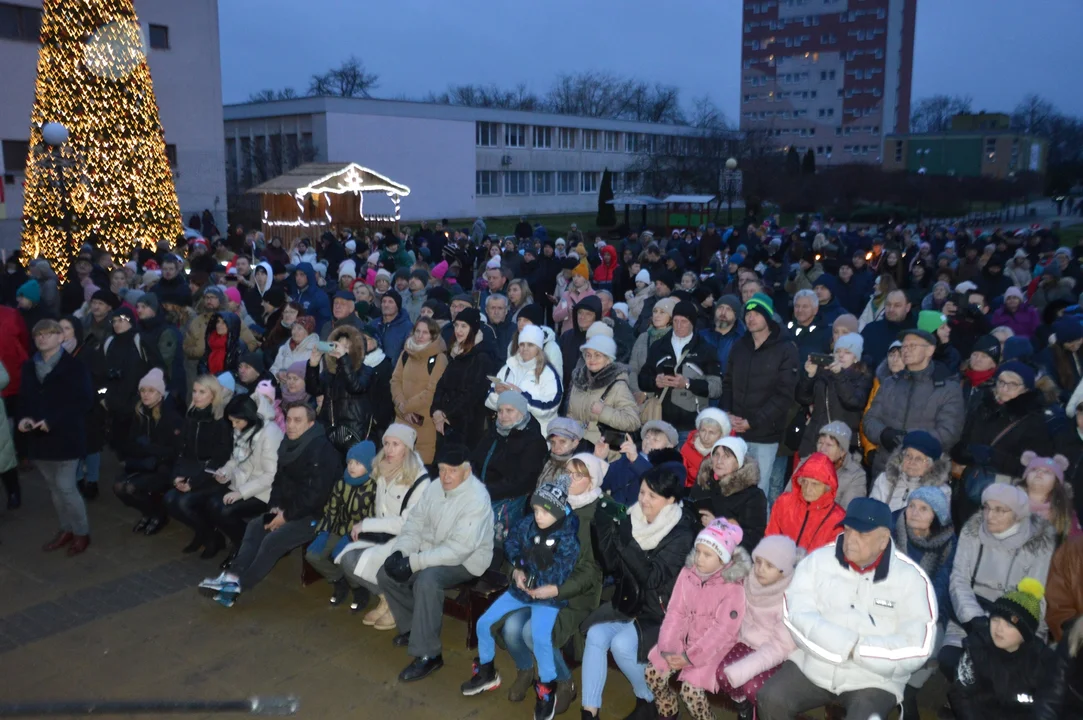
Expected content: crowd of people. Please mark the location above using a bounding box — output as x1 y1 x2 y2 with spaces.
6 214 1083 719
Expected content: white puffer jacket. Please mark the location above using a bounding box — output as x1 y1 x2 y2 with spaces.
783 537 937 702
269 332 320 377
506 324 564 382
486 351 563 435
215 394 283 503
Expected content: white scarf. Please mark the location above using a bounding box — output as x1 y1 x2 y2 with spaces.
363 348 386 367
671 331 693 362
569 486 601 510
629 501 683 550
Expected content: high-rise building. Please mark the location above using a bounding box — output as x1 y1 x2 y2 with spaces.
739 0 917 166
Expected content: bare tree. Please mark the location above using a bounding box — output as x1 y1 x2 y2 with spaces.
1011 94 1058 136
248 87 299 102
909 94 973 133
688 95 728 130
427 83 540 110
309 56 379 98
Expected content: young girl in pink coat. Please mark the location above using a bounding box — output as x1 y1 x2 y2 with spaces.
646 518 751 720
716 535 802 720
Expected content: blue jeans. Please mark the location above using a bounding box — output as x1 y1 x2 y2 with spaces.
746 442 779 499
501 607 572 682
477 592 562 682
582 621 653 709
78 452 101 484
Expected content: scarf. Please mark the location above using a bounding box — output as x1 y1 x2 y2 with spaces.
693 431 713 456
898 514 956 580
629 500 683 550
362 348 386 367
281 384 308 404
671 331 693 360
404 337 433 355
570 486 601 510
496 411 531 438
278 422 323 466
207 330 228 375
61 337 78 353
647 324 669 346
964 367 996 389
34 348 64 383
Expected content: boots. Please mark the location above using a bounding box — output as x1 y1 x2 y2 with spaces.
200 532 225 560
329 578 350 606
349 586 371 613
734 699 754 720
900 685 919 719
460 658 501 696
535 681 557 720
554 680 577 715
622 698 658 720
43 531 74 551
67 535 90 556
508 668 534 702
364 594 391 625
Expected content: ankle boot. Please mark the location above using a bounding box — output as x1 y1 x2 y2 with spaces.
200 532 225 559
67 535 91 556
43 531 74 551
902 685 920 720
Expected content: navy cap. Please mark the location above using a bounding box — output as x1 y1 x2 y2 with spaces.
842 497 892 533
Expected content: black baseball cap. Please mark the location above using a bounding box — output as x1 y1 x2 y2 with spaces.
842 498 892 533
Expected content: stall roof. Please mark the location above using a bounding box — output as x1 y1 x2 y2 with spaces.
662 194 717 204
606 195 666 206
248 162 411 197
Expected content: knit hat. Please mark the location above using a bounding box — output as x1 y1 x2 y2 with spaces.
519 325 545 349
971 334 1002 364
711 436 748 468
216 372 236 394
642 419 679 447
263 286 286 309
718 294 743 318
1054 318 1083 345
696 408 732 436
695 518 743 565
436 442 470 467
453 306 481 335
111 305 136 324
15 279 40 305
91 288 121 309
135 292 159 313
518 303 544 327
612 302 630 320
202 286 227 307
989 578 1046 640
384 288 403 312
1004 286 1026 302
1001 336 1033 363
383 423 418 450
654 269 676 291
497 389 529 418
532 475 571 521
901 430 942 461
344 440 377 486
833 314 859 335
834 332 863 358
728 253 745 267
585 321 614 339
338 259 358 280
581 335 617 360
285 361 307 379
635 268 651 285
547 417 585 442
1020 451 1070 484
997 360 1036 390
908 486 951 526
138 368 166 396
571 263 590 281
240 351 265 374
918 310 948 334
654 296 679 318
752 535 800 576
375 268 392 283
817 420 852 450
745 292 775 320
982 483 1031 521
672 300 698 325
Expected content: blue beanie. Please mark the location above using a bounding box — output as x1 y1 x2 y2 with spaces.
998 360 1036 390
908 486 951 526
344 440 377 486
1054 318 1083 345
901 430 942 461
16 279 40 305
729 253 745 267
1001 336 1034 363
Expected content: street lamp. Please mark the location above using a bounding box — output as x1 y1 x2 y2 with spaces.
722 157 740 226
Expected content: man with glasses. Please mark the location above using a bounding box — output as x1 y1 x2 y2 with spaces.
862 327 964 477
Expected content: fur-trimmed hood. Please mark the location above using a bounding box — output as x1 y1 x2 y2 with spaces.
684 544 754 582
699 458 761 497
571 360 630 392
961 511 1057 555
883 447 952 489
325 324 366 373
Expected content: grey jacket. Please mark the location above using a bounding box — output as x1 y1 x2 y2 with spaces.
946 512 1056 647
862 360 965 477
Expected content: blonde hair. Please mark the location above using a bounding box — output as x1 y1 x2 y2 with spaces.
508 279 533 308
1015 474 1075 544
190 374 228 419
517 342 548 381
372 448 426 488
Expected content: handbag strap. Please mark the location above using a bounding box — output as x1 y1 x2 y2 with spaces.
990 417 1026 446
399 472 430 514
970 544 984 589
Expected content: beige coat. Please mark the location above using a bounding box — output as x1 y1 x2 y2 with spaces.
566 362 641 448
389 337 449 464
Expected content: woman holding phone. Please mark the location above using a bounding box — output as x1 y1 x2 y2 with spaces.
389 317 448 464
794 332 871 458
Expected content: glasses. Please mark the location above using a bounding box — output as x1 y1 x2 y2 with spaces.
996 378 1023 389
902 451 931 465
982 504 1014 516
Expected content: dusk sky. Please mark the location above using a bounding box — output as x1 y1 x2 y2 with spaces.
218 0 1083 120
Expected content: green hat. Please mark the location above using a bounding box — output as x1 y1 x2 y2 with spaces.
918 310 948 335
990 577 1045 639
744 292 775 319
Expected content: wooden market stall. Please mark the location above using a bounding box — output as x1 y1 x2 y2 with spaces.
248 162 411 246
661 194 719 233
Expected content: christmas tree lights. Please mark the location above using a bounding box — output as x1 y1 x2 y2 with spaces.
21 0 182 274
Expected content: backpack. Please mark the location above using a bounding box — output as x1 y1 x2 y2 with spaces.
400 351 438 375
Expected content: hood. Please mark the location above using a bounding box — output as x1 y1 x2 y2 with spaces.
790 452 839 506
295 262 318 290
254 391 276 424
574 295 603 323
961 512 1057 555
600 245 618 268
714 459 761 497
665 249 685 270
255 261 274 296
571 360 628 392
29 261 57 283
325 324 367 373
209 310 242 344
883 449 952 489
683 545 753 583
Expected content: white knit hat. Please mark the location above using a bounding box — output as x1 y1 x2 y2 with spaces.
585 321 614 339
519 324 545 348
612 302 630 320
383 423 417 450
581 335 617 360
486 256 502 270
635 269 651 285
696 408 732 436
833 332 864 359
338 259 357 280
712 437 748 468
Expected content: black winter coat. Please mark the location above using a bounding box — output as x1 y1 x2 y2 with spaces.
795 364 873 456
94 330 149 418
431 341 494 450
469 415 548 502
121 400 183 476
18 350 93 461
269 427 343 522
305 350 392 448
685 460 767 553
1055 430 1083 522
587 504 697 662
1033 617 1083 720
948 625 1055 720
638 331 722 431
722 322 800 444
197 311 243 376
173 406 233 485
951 389 1054 475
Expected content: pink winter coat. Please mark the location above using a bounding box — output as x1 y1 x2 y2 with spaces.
720 567 797 689
648 548 751 693
989 303 1040 340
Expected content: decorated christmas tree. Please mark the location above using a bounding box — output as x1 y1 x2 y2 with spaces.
21 0 182 271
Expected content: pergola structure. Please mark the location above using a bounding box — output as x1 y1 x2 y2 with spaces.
248 162 411 245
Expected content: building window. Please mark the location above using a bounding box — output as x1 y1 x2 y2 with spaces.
165 144 177 168
557 171 578 194
0 3 41 42
625 133 640 153
504 124 526 148
532 171 553 194
476 122 498 147
148 23 169 49
603 131 619 152
504 171 529 195
532 126 552 149
476 170 499 196
1 139 29 172
894 140 903 162
581 130 598 151
558 127 576 149
581 171 599 194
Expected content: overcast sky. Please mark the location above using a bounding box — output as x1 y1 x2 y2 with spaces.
218 0 1083 120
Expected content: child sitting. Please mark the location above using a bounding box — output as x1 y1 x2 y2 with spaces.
948 578 1056 720
717 535 800 720
645 518 750 720
1017 451 1080 545
679 408 731 487
765 452 846 552
461 478 580 720
601 420 678 506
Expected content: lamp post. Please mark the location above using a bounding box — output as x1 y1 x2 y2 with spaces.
722 157 739 226
41 122 75 260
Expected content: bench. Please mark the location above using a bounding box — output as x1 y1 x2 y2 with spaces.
442 570 508 649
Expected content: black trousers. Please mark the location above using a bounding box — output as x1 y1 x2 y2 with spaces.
165 484 227 538
207 495 268 547
114 471 173 517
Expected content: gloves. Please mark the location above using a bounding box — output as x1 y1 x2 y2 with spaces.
383 550 413 583
969 444 993 466
879 428 903 452
964 615 990 636
618 515 634 546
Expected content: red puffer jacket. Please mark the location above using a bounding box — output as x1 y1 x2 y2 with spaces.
0 306 29 398
593 245 618 284
765 452 845 552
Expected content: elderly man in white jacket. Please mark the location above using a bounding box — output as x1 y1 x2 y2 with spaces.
377 442 495 684
758 497 937 720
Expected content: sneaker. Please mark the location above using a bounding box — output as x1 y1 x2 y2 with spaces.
534 681 557 720
460 658 501 696
507 668 534 702
213 592 236 608
199 573 240 596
